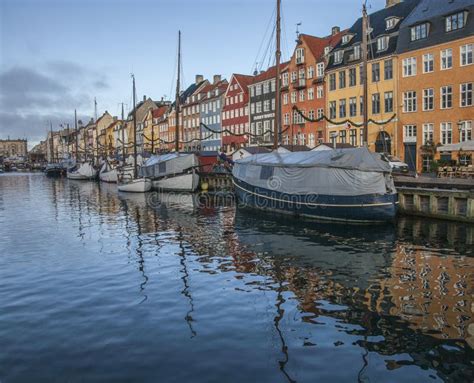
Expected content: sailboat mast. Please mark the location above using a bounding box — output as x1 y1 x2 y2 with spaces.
175 30 181 153
121 102 125 161
362 2 369 146
274 0 281 150
132 75 138 178
50 121 54 163
74 109 79 161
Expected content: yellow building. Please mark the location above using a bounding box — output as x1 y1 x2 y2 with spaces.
325 0 420 155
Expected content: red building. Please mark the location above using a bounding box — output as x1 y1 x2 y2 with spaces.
222 73 253 154
281 29 344 147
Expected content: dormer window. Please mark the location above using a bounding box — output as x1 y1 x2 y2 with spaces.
411 23 429 41
296 48 305 64
353 45 361 60
334 50 343 64
324 46 331 56
446 11 467 32
386 17 399 30
377 36 389 52
342 34 353 45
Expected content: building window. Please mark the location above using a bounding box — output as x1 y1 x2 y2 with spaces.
403 57 417 77
339 130 347 143
422 155 433 172
250 103 255 114
460 121 472 142
263 82 270 94
403 91 417 112
291 91 297 103
309 133 315 147
384 59 393 80
350 129 357 146
255 84 262 96
441 49 453 70
256 102 262 113
291 71 297 83
316 62 325 78
441 86 453 109
296 47 305 64
377 36 389 51
307 66 314 79
284 113 290 125
386 17 398 30
384 91 393 113
353 45 361 60
461 44 473 66
440 122 452 145
349 68 356 86
372 93 380 114
263 100 270 112
299 90 305 102
308 87 314 100
317 108 323 119
460 83 473 107
403 125 417 142
372 62 380 82
360 96 364 116
339 70 346 88
423 88 434 111
282 72 289 86
308 110 315 120
422 123 434 145
423 53 434 73
283 93 288 105
359 65 364 84
339 99 346 118
334 50 343 64
342 35 351 44
317 86 323 99
411 23 429 41
446 12 466 32
349 97 357 117
329 73 336 91
329 101 336 119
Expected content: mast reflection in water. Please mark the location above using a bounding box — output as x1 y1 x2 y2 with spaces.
0 173 473 383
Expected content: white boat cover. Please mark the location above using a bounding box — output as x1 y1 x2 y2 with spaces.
77 162 96 177
139 153 198 179
233 147 394 196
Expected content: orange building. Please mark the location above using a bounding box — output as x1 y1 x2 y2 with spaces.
281 29 344 147
396 0 474 172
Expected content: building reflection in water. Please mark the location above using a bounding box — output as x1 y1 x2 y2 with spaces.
52 181 473 382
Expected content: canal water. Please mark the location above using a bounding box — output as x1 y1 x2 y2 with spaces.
1 173 473 383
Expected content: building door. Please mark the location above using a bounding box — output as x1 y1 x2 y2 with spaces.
375 131 391 154
404 143 417 172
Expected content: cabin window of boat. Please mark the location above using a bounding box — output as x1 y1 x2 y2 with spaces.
159 162 166 173
260 166 274 180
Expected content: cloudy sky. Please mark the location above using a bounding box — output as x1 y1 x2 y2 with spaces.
0 0 386 147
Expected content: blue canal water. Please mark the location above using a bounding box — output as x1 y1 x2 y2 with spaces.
0 173 473 383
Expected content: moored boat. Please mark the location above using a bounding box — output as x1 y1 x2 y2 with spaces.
140 152 200 192
67 162 97 180
99 161 118 183
232 147 398 223
117 177 152 192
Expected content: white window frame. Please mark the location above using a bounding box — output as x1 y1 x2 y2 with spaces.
461 44 473 66
441 85 453 109
440 122 452 145
403 91 417 113
423 53 434 73
423 88 434 111
441 49 453 70
422 123 434 145
460 83 473 107
403 57 417 77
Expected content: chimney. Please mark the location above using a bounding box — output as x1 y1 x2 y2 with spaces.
195 74 204 84
213 74 222 84
143 95 146 101
331 26 340 35
386 0 400 7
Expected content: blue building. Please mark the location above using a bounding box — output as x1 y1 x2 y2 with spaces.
199 76 228 151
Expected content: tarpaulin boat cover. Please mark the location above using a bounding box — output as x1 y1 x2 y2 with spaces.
139 153 198 179
233 147 394 196
77 162 96 177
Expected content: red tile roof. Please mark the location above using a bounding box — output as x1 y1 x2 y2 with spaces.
233 73 254 90
299 31 346 61
252 61 289 84
152 106 168 119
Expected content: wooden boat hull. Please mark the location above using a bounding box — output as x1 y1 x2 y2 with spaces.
233 177 398 223
66 172 97 180
118 178 152 193
152 172 199 192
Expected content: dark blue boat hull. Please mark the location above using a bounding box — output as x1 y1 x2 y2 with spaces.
233 177 398 223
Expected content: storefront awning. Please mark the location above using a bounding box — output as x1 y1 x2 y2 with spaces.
437 140 474 152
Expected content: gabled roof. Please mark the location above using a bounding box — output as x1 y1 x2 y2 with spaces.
234 73 254 89
299 31 346 61
251 62 289 84
152 106 168 119
397 0 474 54
327 0 421 69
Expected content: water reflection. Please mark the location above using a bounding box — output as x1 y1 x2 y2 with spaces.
1 174 473 382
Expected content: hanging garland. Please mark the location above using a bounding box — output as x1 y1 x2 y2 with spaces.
292 105 396 127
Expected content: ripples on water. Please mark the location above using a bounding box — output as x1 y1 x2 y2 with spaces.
0 173 473 382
